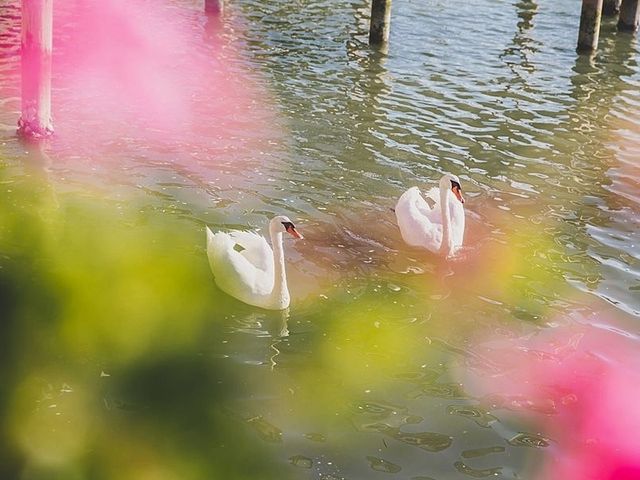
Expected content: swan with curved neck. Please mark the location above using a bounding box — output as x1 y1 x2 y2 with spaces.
395 173 465 257
206 215 303 310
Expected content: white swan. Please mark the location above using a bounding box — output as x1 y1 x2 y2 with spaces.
206 216 303 310
395 173 465 257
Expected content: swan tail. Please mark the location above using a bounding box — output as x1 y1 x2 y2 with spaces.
206 226 216 245
206 227 233 276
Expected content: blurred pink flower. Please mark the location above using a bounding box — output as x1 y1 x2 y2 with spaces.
466 313 640 480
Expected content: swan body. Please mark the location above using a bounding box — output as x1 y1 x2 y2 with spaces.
395 173 465 257
206 216 303 310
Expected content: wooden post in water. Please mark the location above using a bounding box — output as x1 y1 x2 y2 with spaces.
618 0 640 30
369 0 392 46
577 0 604 53
18 0 53 138
603 0 622 15
205 0 223 15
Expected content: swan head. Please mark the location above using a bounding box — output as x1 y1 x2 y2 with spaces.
270 215 304 239
440 173 465 204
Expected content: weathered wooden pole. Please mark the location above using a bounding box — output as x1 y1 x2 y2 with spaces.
618 0 640 30
18 0 53 138
577 0 604 53
369 0 392 46
603 0 622 15
205 0 223 15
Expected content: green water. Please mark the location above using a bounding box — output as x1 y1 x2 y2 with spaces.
1 0 639 479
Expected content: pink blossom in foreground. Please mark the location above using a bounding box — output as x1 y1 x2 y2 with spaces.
9 0 282 165
465 313 640 480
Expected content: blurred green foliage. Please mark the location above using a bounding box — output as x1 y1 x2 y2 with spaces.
0 140 599 480
0 160 295 480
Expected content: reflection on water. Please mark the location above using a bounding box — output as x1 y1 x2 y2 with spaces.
454 461 503 478
1 0 640 479
448 405 497 428
367 456 402 473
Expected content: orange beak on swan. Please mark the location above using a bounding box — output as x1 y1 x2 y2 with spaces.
282 221 304 239
452 186 465 204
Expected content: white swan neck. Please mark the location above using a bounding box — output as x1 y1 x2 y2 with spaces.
269 225 289 306
439 183 452 256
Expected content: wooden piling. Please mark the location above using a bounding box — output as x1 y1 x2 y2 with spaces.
603 0 622 15
618 0 640 30
18 0 53 138
369 0 392 46
205 0 223 16
577 0 604 53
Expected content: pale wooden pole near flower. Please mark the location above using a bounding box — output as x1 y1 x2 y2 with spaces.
18 0 53 138
577 0 604 53
205 0 223 16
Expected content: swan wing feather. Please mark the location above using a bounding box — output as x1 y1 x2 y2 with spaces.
423 187 443 223
395 187 442 252
206 228 274 301
226 230 274 273
419 186 465 247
